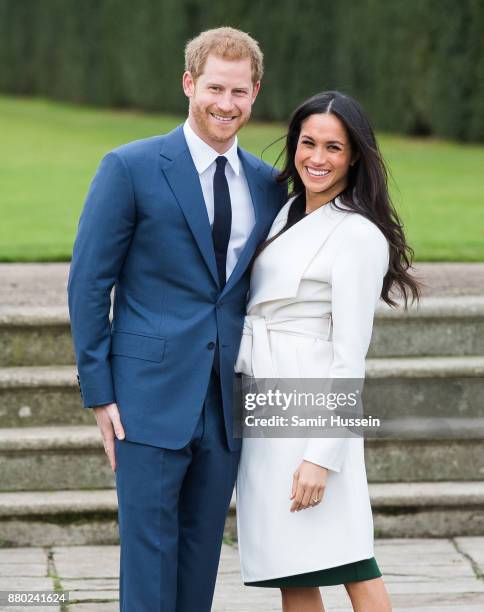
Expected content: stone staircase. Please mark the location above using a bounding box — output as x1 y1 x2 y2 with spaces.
1 295 484 546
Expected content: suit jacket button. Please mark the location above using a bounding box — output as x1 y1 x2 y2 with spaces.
207 342 215 350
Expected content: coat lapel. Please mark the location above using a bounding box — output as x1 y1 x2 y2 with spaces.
220 149 268 296
159 126 219 286
247 197 351 311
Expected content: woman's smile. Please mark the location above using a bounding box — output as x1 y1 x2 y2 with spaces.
305 166 331 178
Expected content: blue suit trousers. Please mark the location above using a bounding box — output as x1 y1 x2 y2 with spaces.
115 372 240 611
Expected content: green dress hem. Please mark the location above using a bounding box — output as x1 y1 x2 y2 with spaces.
244 556 381 588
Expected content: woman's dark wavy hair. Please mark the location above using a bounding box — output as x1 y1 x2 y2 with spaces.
264 91 421 308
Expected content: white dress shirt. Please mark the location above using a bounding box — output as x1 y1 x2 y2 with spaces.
183 120 255 280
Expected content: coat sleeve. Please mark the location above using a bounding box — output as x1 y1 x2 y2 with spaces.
67 152 136 408
303 220 389 471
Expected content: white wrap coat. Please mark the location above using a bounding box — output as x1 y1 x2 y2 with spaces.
235 195 389 582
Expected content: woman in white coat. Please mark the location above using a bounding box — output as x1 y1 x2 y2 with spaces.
235 91 420 612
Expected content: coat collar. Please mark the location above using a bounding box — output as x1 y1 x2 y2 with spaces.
247 195 351 311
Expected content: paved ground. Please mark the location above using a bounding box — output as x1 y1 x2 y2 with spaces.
1 539 484 611
0 262 483 308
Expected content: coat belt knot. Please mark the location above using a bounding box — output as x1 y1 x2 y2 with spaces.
235 314 332 378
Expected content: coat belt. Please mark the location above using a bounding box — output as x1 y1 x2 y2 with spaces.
235 314 332 378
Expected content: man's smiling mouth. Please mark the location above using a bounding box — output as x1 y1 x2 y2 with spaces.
210 112 236 122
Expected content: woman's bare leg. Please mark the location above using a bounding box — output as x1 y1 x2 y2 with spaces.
280 587 325 612
345 577 392 612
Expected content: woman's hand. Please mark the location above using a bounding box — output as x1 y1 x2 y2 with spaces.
290 460 328 512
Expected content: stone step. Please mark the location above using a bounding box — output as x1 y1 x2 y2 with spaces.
0 366 91 427
1 297 484 367
0 422 483 492
369 296 484 358
369 481 484 537
365 421 484 482
0 307 74 367
1 355 483 428
1 481 483 547
0 489 118 547
366 354 484 377
365 355 484 419
0 426 114 491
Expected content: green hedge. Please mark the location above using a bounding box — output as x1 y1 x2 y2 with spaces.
1 0 483 141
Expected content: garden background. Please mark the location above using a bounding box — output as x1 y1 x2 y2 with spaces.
0 0 483 262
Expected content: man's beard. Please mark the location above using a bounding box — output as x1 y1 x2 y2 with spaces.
190 102 250 143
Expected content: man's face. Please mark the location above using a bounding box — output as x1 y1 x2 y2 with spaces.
183 54 260 152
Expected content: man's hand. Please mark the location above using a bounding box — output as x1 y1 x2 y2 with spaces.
290 460 328 512
93 403 125 471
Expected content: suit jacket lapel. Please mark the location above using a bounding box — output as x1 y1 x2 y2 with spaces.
159 126 219 286
221 149 268 296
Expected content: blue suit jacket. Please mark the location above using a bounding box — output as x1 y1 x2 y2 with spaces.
68 125 286 450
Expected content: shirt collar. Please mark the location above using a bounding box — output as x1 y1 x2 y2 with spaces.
183 119 240 176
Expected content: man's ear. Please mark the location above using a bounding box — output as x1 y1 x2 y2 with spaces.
182 71 195 98
251 80 261 103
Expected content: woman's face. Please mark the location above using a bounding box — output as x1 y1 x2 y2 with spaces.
294 113 354 206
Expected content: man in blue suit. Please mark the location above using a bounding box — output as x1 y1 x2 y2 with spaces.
68 26 286 612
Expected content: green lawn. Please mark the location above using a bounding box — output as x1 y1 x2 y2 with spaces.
0 95 483 261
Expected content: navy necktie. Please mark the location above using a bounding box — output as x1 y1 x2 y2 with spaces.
212 156 232 287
